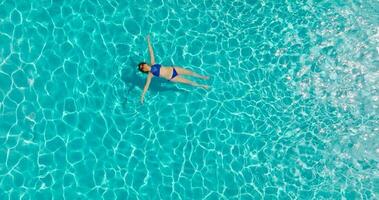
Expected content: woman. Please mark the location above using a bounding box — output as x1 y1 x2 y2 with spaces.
138 35 209 104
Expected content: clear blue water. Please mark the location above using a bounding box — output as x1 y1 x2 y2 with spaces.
1 0 379 199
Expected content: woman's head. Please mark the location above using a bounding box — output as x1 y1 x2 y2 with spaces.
138 62 149 73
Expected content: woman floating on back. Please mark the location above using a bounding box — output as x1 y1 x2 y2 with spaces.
138 35 209 104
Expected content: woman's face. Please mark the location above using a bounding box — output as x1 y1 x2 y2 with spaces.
140 63 149 72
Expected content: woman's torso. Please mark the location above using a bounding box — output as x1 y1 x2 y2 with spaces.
151 64 173 80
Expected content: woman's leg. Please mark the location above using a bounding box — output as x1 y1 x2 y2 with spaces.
170 76 209 89
173 66 209 79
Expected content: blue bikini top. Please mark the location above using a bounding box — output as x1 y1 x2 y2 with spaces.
150 64 161 77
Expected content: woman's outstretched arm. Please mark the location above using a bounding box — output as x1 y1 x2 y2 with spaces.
141 73 153 104
146 35 155 65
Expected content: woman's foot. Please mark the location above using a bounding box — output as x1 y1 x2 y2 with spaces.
201 76 209 80
201 85 210 89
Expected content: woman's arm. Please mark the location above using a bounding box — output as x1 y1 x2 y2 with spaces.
146 35 155 65
140 73 153 104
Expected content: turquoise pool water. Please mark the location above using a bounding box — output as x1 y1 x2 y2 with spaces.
1 0 379 199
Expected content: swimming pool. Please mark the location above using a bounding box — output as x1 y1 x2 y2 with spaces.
1 0 378 199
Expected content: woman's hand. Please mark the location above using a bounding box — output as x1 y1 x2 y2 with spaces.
140 95 144 104
146 34 150 42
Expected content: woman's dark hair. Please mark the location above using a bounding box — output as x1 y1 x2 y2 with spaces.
138 62 148 73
